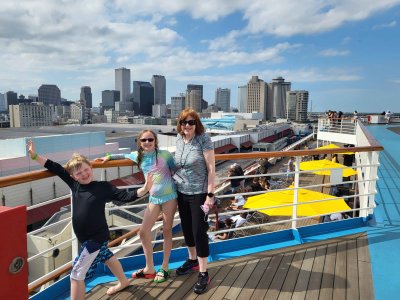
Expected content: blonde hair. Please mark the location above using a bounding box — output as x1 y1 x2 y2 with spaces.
65 153 91 174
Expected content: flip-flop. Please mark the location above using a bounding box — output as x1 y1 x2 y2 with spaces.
132 268 156 279
154 268 171 283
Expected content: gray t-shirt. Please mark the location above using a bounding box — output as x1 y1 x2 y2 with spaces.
174 133 213 194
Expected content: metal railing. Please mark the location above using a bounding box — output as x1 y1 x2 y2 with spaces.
0 119 384 294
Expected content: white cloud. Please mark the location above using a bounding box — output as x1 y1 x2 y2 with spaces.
373 20 397 29
319 49 351 57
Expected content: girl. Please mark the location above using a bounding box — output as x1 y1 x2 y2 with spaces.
98 130 177 283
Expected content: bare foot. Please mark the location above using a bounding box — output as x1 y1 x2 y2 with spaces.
106 281 130 295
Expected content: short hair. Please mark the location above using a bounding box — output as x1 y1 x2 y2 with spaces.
176 108 205 136
65 153 91 174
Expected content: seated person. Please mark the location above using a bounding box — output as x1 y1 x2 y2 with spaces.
228 189 246 210
230 212 248 228
250 177 263 192
208 219 234 241
259 177 270 190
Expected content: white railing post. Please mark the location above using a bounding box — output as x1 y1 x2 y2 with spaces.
367 151 380 215
292 156 301 229
70 190 78 258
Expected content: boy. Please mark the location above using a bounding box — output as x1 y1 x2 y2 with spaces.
28 140 151 299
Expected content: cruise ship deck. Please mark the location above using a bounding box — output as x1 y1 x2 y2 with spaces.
24 124 400 300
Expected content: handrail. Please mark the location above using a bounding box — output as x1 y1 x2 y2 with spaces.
2 133 382 294
1 146 383 189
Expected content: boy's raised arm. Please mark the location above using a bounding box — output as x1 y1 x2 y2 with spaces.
27 140 48 166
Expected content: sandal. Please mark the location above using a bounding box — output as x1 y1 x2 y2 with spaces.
154 268 171 283
132 268 156 279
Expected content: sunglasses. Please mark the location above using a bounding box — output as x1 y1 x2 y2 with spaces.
140 138 154 143
179 120 196 126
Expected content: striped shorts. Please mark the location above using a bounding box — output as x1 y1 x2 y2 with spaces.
70 240 113 281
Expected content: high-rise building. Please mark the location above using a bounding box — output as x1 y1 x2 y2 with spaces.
9 103 52 127
152 104 167 118
132 81 154 116
171 94 185 119
80 86 92 108
267 76 291 120
5 91 18 111
151 75 166 105
287 90 309 122
0 93 5 112
101 90 120 111
237 85 248 113
215 88 230 112
246 76 267 120
38 85 61 106
185 84 203 112
115 67 131 105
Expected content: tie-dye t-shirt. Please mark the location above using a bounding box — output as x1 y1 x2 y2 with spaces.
111 150 177 204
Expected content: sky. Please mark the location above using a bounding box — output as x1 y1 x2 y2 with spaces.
1 0 400 113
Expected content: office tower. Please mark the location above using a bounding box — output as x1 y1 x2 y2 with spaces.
171 94 185 119
215 88 230 112
101 90 120 111
267 76 291 120
38 85 61 106
185 84 203 112
5 91 18 111
0 93 5 111
246 76 267 120
132 81 154 116
287 90 309 122
80 86 92 108
237 85 248 113
115 67 131 105
9 103 52 127
152 104 167 118
151 75 166 105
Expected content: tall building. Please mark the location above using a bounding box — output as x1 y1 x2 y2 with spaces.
152 104 167 118
247 76 267 120
101 90 120 111
115 67 131 105
0 93 5 112
5 91 18 111
215 88 230 112
287 90 309 122
9 103 52 127
171 94 185 119
80 86 92 108
185 84 203 112
132 81 154 116
38 85 61 106
151 75 166 105
267 76 291 120
237 85 248 113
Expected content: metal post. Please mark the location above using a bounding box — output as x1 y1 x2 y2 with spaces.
292 156 301 229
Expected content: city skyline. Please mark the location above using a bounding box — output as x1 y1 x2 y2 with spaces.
1 1 400 113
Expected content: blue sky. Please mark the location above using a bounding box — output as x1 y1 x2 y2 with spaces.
1 0 400 113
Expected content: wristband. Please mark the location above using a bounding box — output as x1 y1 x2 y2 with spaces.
31 153 38 160
105 153 112 160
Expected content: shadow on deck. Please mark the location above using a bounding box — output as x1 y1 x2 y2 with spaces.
88 232 373 300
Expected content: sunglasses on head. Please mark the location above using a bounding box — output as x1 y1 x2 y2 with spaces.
140 138 154 143
179 119 196 126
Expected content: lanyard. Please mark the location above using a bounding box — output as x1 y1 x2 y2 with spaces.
179 137 195 170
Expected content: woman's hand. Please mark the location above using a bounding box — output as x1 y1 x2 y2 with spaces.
205 195 214 208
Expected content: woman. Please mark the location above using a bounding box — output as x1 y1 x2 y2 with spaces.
97 130 177 283
174 108 215 295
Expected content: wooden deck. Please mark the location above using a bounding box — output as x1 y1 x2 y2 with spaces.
86 232 373 300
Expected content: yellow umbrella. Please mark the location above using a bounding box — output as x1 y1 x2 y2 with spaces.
244 187 350 217
300 159 357 177
316 143 355 155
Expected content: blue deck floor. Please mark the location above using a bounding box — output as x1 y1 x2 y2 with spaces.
364 125 400 299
